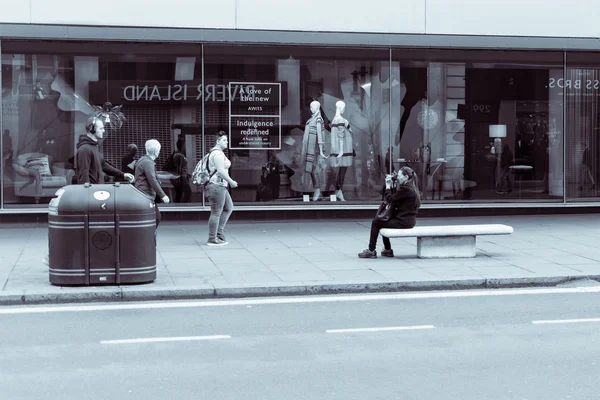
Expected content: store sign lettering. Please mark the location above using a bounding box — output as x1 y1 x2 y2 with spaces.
549 78 600 90
89 80 287 106
122 83 259 102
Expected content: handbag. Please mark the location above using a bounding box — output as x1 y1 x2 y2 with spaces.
375 201 395 222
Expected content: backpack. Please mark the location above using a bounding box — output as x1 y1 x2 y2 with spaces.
192 150 218 186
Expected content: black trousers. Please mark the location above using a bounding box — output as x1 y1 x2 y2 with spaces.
369 218 413 251
171 177 192 203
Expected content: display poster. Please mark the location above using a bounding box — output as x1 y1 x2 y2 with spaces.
228 82 281 150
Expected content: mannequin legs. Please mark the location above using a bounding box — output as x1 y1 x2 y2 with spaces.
310 172 321 201
335 167 347 201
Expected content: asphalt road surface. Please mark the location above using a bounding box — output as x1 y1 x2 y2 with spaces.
1 287 599 400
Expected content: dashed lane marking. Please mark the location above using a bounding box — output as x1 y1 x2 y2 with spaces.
100 335 231 345
532 318 600 325
326 325 435 334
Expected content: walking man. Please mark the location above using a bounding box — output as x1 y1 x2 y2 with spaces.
76 115 134 184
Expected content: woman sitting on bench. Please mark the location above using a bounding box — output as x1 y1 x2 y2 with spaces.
358 166 421 259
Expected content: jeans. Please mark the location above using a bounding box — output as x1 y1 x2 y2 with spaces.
368 218 414 251
206 183 233 240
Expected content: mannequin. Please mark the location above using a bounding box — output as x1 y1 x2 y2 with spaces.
329 100 353 201
300 100 328 201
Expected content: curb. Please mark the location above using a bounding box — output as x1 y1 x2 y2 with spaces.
2 275 600 306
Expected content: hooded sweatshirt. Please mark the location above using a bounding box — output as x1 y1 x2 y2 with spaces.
75 135 124 184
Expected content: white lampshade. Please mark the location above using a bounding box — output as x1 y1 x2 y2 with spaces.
489 124 507 138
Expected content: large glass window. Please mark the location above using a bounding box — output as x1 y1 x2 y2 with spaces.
391 49 565 203
203 45 391 204
565 52 600 202
1 41 201 208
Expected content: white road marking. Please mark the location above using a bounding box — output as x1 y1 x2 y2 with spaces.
532 318 600 325
100 335 231 345
326 325 435 334
2 286 600 315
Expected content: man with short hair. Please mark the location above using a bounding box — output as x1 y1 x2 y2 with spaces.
134 139 170 241
75 115 134 184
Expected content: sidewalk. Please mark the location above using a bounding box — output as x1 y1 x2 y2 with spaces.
1 214 600 305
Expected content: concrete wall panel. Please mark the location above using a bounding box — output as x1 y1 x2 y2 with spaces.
29 0 236 29
0 0 31 23
426 0 600 38
236 0 426 34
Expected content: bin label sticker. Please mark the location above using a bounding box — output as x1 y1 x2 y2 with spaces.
93 191 111 201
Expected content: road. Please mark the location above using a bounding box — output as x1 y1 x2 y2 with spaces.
1 287 600 400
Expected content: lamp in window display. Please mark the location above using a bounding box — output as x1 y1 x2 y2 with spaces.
92 102 127 130
300 100 329 201
329 100 354 201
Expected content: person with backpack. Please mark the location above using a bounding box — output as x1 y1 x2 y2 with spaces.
202 131 238 246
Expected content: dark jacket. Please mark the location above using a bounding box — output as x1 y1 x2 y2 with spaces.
384 185 420 228
75 135 124 184
122 153 137 174
134 155 166 201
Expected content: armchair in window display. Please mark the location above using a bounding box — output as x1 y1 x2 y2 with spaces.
12 152 74 203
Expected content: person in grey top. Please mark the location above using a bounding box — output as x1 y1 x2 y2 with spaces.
134 139 170 237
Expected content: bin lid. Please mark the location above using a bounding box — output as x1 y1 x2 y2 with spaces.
48 183 156 216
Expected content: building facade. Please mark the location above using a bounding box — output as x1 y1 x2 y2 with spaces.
2 0 600 214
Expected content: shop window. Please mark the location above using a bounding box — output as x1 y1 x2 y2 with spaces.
1 41 201 207
204 45 391 204
565 52 600 202
391 49 564 203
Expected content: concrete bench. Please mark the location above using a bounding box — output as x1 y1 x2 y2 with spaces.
380 224 513 259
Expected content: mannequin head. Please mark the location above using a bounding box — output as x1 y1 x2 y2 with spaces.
335 100 345 115
310 100 321 115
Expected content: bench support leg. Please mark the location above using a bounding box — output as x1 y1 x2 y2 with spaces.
417 235 476 258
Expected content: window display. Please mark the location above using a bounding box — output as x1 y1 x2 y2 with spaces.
1 41 201 207
392 49 564 202
565 52 600 202
203 45 391 205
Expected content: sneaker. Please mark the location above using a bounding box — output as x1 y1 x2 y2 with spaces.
207 238 228 246
217 233 227 243
358 249 377 259
42 254 49 266
381 249 394 257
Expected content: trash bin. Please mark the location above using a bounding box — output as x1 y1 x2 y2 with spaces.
48 182 157 286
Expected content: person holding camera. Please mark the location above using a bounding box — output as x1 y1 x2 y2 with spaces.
358 166 421 259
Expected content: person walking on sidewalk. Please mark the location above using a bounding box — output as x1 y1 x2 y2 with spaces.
205 131 238 246
44 115 134 266
76 115 134 184
358 166 421 258
134 139 170 244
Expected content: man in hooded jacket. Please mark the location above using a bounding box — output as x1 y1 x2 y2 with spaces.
76 115 134 184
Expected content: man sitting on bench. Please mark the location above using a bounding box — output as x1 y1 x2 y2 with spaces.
358 166 421 259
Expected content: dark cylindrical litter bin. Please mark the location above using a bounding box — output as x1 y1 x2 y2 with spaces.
48 183 157 286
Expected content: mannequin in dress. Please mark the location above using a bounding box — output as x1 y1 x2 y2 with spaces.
329 100 353 201
301 100 328 201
